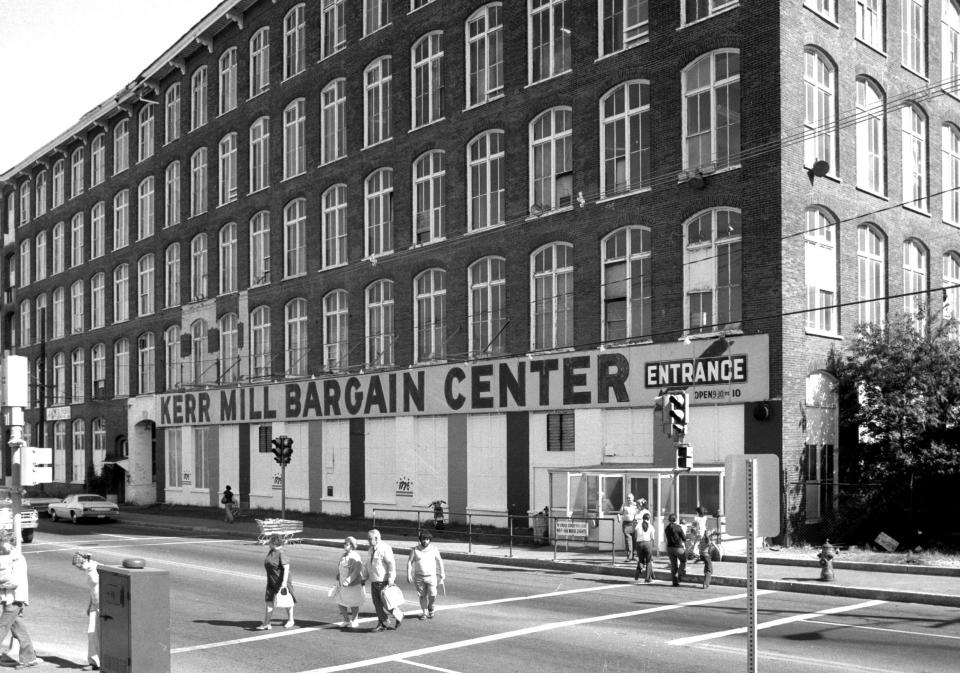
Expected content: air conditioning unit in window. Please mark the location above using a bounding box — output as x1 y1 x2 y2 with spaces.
93 381 106 399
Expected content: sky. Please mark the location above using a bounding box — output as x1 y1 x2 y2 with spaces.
0 0 223 174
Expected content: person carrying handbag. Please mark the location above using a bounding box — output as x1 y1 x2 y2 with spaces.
364 529 403 631
335 537 365 629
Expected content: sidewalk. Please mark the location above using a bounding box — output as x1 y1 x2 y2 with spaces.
104 506 960 608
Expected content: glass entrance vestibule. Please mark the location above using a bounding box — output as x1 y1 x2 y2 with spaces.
549 467 726 552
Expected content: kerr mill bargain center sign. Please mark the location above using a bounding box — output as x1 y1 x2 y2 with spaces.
157 335 769 427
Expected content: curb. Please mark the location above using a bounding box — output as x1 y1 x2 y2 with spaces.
722 554 960 577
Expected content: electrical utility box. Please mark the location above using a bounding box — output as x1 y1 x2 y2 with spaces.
99 561 170 673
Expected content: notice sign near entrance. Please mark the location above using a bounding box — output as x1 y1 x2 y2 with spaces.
724 454 781 538
555 519 589 538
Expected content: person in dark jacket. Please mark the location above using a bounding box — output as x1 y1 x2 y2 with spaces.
664 513 687 586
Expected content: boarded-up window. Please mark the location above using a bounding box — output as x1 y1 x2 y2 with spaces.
547 411 574 451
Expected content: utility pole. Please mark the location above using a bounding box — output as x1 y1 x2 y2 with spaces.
2 355 29 548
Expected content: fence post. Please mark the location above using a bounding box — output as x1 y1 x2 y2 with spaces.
468 514 473 554
611 519 616 565
552 516 557 562
417 510 421 535
508 515 514 558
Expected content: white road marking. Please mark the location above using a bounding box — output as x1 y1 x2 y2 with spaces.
667 599 886 646
806 618 960 641
702 642 908 673
397 660 464 673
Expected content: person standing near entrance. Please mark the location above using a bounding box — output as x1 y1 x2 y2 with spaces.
221 485 238 523
365 529 403 631
664 513 687 587
618 493 640 561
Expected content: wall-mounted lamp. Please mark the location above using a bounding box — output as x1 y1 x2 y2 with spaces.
688 172 706 190
753 401 772 421
807 160 830 181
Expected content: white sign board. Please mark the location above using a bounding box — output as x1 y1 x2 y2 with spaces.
724 454 781 537
21 447 53 486
555 519 589 538
45 406 72 421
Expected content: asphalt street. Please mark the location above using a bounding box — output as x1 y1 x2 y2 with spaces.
14 519 960 673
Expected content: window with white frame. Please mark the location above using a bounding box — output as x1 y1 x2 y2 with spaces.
36 169 47 215
904 239 928 332
219 222 237 294
321 80 346 164
114 338 130 397
285 298 308 376
33 294 45 343
283 5 306 80
190 319 207 385
7 191 15 230
412 0 437 10
468 130 505 230
532 242 573 350
945 124 960 225
138 104 154 162
114 119 129 174
944 2 960 96
113 189 129 249
602 226 651 341
366 280 395 367
92 418 106 472
600 81 650 197
805 208 838 334
18 181 30 225
165 326 182 390
467 5 503 107
413 150 446 243
35 230 47 280
90 202 104 258
191 234 208 301
251 305 271 378
682 50 740 170
19 301 31 348
857 224 886 325
190 148 208 216
322 185 347 268
18 239 30 287
250 27 270 97
219 313 240 383
804 49 836 172
415 269 446 361
191 66 208 130
364 57 392 147
53 421 67 481
856 78 885 194
943 252 960 324
166 428 182 487
684 208 742 334
529 0 570 84
70 212 84 267
322 0 346 58
683 0 738 24
52 352 66 404
70 147 84 198
283 98 306 178
137 177 154 239
92 345 106 396
138 332 155 394
250 211 271 286
280 199 305 278
91 135 105 186
903 104 928 211
165 161 181 227
601 0 649 55
365 0 391 35
468 256 507 356
71 419 85 482
903 0 926 75
804 0 835 21
71 350 85 404
249 117 270 192
138 254 155 316
165 243 181 307
113 264 129 323
323 290 350 371
530 107 573 212
219 47 238 115
165 83 181 143
52 159 64 207
856 0 884 50
91 272 104 328
53 287 65 339
70 279 84 333
365 168 393 257
218 133 238 205
412 33 444 128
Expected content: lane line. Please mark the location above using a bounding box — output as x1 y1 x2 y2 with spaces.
397 660 465 673
667 599 886 646
295 591 772 673
806 619 960 641
701 643 908 673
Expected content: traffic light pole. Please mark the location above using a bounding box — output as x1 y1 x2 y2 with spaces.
281 462 286 520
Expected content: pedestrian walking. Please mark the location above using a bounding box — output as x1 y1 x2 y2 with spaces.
406 530 445 620
633 513 655 584
365 529 403 631
257 534 296 630
618 493 640 561
664 513 687 587
690 506 709 563
334 537 365 629
697 530 714 589
72 553 100 670
221 485 238 523
0 532 42 668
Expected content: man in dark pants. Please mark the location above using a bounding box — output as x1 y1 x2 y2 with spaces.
664 513 687 587
364 529 403 631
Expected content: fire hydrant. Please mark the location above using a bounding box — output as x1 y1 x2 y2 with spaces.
818 539 837 581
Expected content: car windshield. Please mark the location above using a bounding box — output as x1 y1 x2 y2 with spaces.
78 495 107 503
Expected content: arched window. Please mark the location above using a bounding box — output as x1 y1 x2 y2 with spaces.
682 50 740 170
165 82 181 143
92 418 107 474
250 211 271 286
165 243 180 307
54 420 68 482
190 234 208 301
190 319 207 385
165 160 181 227
71 279 84 333
138 104 155 162
321 80 346 164
365 168 393 257
191 66 208 130
413 150 446 243
323 290 349 372
219 222 238 294
283 98 306 178
91 134 105 186
805 208 838 334
856 0 883 50
943 252 960 325
902 104 928 211
72 419 85 483
91 343 106 396
467 130 505 230
71 348 85 403
283 4 306 80
530 108 572 213
113 264 129 323
138 332 155 395
600 81 650 197
468 256 506 356
219 313 240 383
531 242 573 350
803 48 835 172
138 254 155 316
855 78 884 194
249 117 270 192
114 338 130 397
903 239 928 333
602 226 651 341
321 0 346 58
683 208 742 334
249 27 270 97
165 326 182 390
414 269 447 362
52 352 66 404
284 198 306 277
251 305 271 378
113 190 130 250
364 57 392 147
944 2 960 95
218 133 238 205
903 0 926 75
857 224 886 325
529 0 570 83
190 147 207 216
219 46 238 114
322 186 347 268
366 280 395 367
412 32 444 128
285 298 308 376
466 4 503 106
943 124 960 224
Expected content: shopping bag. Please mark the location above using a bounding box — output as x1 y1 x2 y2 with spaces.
381 584 404 611
275 587 295 608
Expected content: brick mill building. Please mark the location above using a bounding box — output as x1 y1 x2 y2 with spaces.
2 0 959 546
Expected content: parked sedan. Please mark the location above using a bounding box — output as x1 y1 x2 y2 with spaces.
49 494 119 524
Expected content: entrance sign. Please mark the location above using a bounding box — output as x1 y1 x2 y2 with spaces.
724 454 781 538
555 519 589 538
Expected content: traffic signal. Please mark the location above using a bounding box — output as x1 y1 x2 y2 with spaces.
280 436 294 466
667 391 688 438
271 437 283 464
676 444 693 470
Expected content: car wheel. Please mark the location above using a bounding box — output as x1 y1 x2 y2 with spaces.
50 509 58 522
70 511 79 524
20 529 33 544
